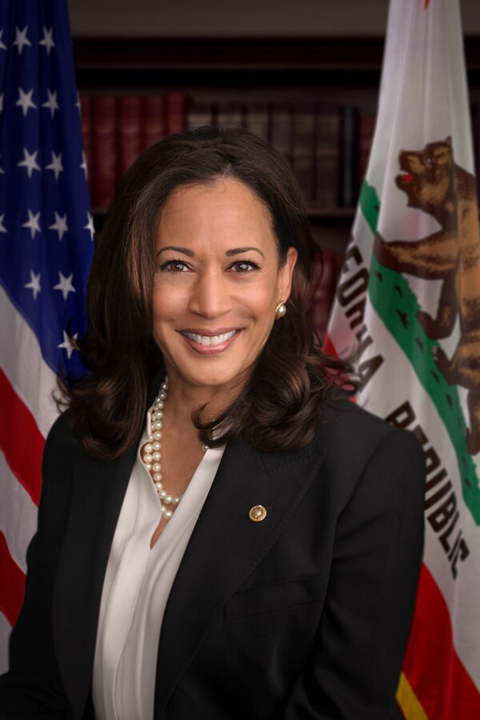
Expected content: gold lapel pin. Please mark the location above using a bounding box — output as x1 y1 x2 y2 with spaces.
249 504 267 522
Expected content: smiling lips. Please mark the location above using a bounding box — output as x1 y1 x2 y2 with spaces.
179 329 241 354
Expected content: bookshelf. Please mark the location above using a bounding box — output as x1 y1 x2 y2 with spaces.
74 36 480 335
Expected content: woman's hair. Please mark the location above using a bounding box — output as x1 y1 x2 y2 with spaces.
64 126 354 459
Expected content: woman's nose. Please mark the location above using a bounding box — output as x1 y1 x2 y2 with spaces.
188 270 233 318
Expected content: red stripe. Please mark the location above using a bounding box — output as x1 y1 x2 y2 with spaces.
0 368 44 506
0 530 26 627
402 564 480 718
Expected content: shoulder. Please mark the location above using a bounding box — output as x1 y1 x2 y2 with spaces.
315 389 425 512
43 409 84 464
317 387 424 463
40 410 85 504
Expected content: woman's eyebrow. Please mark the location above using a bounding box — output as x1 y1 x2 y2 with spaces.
225 247 265 259
157 246 265 259
156 246 195 258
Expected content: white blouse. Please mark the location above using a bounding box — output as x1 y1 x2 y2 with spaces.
92 428 225 720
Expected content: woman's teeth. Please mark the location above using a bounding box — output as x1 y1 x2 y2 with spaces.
182 330 236 346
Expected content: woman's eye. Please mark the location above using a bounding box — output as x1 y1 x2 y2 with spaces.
229 260 260 273
159 260 190 272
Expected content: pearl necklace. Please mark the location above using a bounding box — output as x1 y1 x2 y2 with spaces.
140 377 208 520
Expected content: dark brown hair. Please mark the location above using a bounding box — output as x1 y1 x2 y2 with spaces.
65 126 353 458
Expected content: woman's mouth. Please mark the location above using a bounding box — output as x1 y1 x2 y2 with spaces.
179 329 241 354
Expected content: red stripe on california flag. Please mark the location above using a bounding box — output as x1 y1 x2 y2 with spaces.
0 531 26 628
0 369 44 506
402 564 480 718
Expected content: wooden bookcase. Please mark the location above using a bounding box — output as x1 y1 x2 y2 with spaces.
73 35 480 258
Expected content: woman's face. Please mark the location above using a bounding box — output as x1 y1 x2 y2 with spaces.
152 177 297 397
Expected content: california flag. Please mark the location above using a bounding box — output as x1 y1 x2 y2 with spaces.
326 0 480 716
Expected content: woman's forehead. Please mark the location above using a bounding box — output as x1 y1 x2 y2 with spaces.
161 177 266 215
156 178 276 250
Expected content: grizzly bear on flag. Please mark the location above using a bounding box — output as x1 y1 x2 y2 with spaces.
374 137 480 455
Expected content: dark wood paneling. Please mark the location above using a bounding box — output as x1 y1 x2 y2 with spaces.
73 36 480 71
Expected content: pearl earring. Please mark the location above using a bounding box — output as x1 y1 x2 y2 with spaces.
275 300 287 320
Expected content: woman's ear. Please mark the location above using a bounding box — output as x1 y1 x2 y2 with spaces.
278 247 298 302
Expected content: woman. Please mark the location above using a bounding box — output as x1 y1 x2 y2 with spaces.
0 126 425 719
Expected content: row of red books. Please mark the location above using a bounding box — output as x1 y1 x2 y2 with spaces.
188 101 375 211
81 93 188 209
80 92 376 212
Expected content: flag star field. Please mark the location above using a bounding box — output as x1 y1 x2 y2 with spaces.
0 0 94 384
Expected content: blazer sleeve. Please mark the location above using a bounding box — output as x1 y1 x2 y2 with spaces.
279 427 425 720
0 415 75 718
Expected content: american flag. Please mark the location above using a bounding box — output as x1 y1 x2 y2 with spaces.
0 0 94 671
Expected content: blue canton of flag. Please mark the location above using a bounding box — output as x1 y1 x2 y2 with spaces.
0 0 94 384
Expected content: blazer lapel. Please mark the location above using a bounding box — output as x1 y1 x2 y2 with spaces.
52 369 165 719
154 435 326 717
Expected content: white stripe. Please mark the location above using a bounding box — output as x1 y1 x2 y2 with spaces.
0 611 11 674
0 451 38 574
0 285 59 439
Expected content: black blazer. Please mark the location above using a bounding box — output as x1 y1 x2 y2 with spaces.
0 377 425 720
